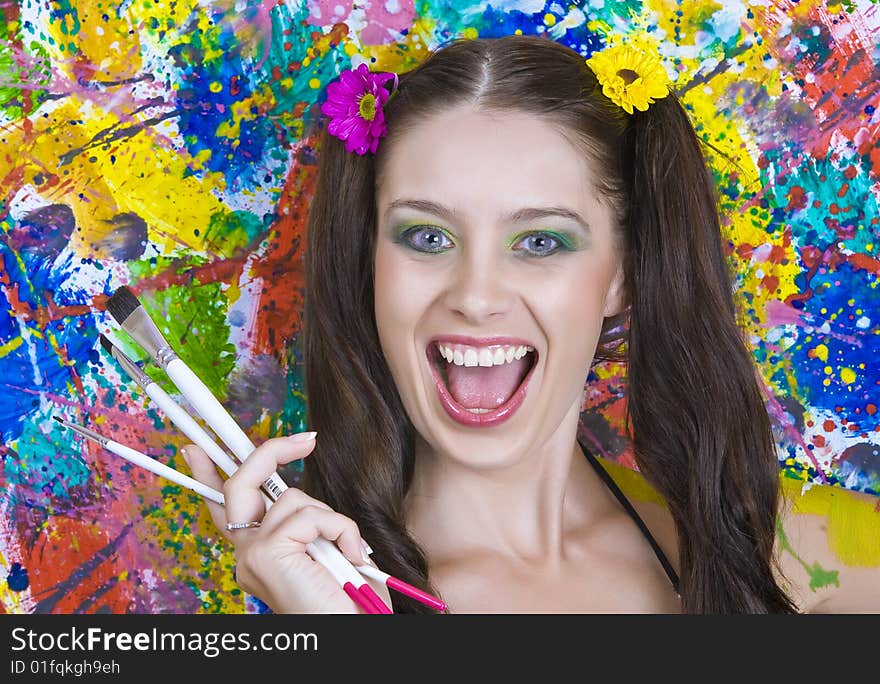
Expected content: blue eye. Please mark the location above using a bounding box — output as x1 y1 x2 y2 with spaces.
397 225 453 253
512 232 566 258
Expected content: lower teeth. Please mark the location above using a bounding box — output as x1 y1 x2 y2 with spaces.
464 408 491 414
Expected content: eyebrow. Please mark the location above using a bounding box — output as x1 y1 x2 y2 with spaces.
384 198 592 235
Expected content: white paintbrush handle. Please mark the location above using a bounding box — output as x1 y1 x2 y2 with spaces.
108 439 225 505
165 357 288 499
310 538 365 587
98 434 391 611
305 540 347 585
160 359 384 607
143 381 240 478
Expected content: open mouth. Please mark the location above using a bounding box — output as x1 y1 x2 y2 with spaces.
426 342 538 425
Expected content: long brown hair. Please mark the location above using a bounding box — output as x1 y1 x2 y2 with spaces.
302 35 798 613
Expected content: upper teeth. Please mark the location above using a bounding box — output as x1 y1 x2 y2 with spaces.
436 342 534 368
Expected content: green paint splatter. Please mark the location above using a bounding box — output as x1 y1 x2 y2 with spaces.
776 517 840 592
51 0 82 38
0 17 51 119
204 210 265 257
804 561 841 592
128 255 237 399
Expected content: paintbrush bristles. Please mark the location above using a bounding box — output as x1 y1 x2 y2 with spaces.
98 333 114 355
106 286 141 325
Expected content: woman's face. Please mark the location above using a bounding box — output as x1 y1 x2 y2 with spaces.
373 106 625 467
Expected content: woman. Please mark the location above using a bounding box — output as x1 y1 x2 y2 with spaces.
181 35 880 613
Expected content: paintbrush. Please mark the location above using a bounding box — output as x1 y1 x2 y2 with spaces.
56 413 441 611
99 334 241 480
104 286 287 499
54 413 383 615
104 285 394 613
100 334 442 610
53 416 225 505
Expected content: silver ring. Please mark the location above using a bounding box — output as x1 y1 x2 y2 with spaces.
226 521 262 531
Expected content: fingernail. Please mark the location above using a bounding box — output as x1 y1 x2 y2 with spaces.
180 446 190 464
288 431 317 443
360 540 373 564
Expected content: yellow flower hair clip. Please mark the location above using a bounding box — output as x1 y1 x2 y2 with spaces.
586 44 670 115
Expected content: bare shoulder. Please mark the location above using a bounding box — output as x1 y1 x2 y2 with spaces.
595 457 680 576
775 477 880 613
599 459 880 613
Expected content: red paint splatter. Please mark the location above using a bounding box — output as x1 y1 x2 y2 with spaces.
787 185 808 211
762 274 779 293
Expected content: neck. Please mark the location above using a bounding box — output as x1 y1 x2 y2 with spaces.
404 406 603 567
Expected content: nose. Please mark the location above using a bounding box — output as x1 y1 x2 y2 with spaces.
442 247 516 324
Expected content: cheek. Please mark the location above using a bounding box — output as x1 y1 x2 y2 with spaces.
373 245 431 373
528 260 616 367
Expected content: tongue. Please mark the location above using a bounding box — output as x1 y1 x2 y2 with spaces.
446 356 530 409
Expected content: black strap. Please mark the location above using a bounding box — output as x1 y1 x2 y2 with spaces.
579 440 681 596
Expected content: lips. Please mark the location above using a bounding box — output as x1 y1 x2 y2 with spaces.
425 340 538 428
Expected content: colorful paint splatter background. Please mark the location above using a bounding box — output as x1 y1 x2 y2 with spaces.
1 0 878 613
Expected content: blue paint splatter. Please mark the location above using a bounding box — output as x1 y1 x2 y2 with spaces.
7 562 29 591
787 262 880 427
171 23 279 189
8 204 76 259
0 242 100 445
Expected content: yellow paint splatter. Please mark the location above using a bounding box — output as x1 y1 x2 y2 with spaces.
0 336 23 359
840 367 856 385
611 463 880 568
813 344 829 362
360 16 436 73
216 84 277 141
597 457 668 507
0 550 30 613
1 99 228 254
782 478 880 566
43 0 143 81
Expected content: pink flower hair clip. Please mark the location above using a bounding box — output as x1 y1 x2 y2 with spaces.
320 62 399 155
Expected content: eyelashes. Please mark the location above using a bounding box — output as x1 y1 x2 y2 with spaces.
393 224 579 258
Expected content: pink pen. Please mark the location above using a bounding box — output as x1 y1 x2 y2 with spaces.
357 564 447 612
358 583 393 614
343 584 379 614
307 540 383 614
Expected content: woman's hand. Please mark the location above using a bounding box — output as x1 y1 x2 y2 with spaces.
181 433 390 613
